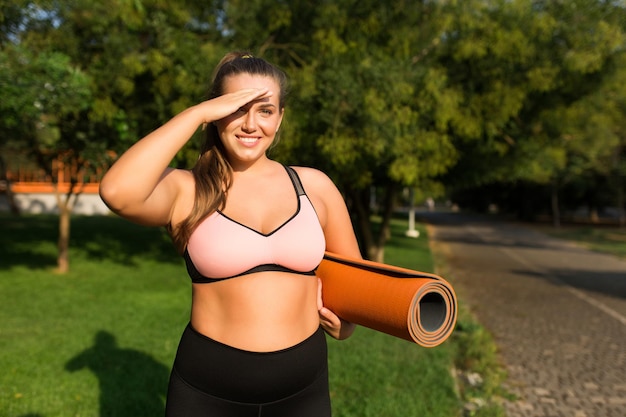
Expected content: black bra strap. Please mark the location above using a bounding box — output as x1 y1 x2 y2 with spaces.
285 166 306 196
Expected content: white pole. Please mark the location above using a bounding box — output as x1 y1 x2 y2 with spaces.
405 188 420 238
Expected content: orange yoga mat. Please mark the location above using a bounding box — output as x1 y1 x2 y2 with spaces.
316 252 457 347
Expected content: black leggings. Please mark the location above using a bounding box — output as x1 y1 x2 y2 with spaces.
165 324 331 417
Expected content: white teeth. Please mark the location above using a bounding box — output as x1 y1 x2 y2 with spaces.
239 137 258 143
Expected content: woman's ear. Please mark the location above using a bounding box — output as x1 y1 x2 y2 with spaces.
276 108 285 133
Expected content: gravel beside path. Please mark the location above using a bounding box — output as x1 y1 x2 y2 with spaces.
422 211 626 417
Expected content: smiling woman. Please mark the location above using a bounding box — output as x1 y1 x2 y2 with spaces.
215 73 284 166
98 52 362 417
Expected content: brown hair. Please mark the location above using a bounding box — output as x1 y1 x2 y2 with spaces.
169 52 288 253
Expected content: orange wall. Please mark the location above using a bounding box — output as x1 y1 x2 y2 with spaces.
11 182 100 194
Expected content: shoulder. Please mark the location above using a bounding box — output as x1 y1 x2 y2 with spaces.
289 165 343 225
291 166 361 258
289 166 337 192
166 167 194 181
162 167 195 194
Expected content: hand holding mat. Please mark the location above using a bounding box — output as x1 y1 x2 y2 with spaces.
316 252 457 347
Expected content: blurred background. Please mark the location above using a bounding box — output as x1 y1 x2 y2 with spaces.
1 1 625 416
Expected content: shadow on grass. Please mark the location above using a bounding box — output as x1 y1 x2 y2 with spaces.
0 214 179 270
66 331 169 417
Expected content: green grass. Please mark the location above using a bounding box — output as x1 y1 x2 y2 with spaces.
0 214 498 417
0 215 189 417
533 224 626 259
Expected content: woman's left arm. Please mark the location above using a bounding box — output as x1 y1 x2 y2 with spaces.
294 167 362 340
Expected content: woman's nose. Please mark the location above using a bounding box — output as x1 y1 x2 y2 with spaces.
242 111 256 131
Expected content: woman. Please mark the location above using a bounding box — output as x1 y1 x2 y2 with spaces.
99 51 361 416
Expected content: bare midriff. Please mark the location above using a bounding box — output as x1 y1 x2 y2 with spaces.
190 271 321 352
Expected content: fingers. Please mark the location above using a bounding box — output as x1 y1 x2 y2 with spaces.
318 278 356 340
217 87 271 111
319 307 340 325
317 278 342 338
201 88 272 123
229 87 272 105
319 306 342 339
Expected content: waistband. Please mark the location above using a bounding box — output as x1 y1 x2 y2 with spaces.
172 323 328 404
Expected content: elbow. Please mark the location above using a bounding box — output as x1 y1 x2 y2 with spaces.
99 182 116 212
98 177 126 214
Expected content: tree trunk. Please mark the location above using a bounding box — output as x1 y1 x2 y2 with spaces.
346 184 398 263
57 204 71 273
618 184 625 228
4 184 20 215
370 184 397 263
54 186 78 274
589 206 599 224
551 180 561 228
348 187 374 260
368 245 385 263
0 155 21 215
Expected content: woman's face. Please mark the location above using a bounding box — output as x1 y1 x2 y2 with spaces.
215 73 284 166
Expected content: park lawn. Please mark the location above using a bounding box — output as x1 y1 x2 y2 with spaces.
0 215 188 417
0 214 460 417
535 224 626 259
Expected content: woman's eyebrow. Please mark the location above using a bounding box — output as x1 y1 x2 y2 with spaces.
256 102 277 109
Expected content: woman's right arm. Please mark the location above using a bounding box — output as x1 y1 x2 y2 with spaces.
99 88 270 226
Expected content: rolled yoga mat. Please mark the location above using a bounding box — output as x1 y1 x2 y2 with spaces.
316 252 457 347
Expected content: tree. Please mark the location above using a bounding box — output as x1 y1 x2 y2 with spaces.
555 51 626 225
440 0 626 226
219 0 459 261
510 0 625 226
0 44 93 272
6 0 625 269
1 0 223 272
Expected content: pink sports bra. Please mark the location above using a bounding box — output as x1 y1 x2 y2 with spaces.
183 166 326 283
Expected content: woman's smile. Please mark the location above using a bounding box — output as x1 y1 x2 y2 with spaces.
237 135 261 146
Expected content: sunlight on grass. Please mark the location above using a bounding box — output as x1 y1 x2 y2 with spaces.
535 224 626 259
0 214 501 417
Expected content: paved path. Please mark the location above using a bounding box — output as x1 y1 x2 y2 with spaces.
422 211 626 417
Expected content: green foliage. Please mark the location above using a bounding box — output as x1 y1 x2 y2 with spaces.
3 0 626 250
437 0 626 220
2 0 226 165
0 44 92 147
222 0 458 188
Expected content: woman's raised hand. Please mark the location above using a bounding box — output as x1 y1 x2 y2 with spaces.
199 88 271 124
